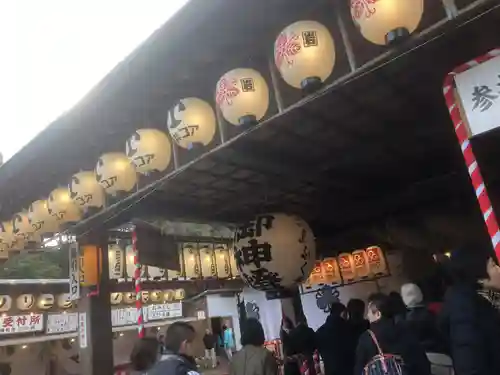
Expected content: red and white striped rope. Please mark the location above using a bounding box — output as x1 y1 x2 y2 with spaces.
442 47 500 260
132 230 145 338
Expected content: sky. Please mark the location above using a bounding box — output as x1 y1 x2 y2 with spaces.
0 0 189 163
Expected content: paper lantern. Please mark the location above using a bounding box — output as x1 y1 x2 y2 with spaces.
274 20 336 90
182 243 201 279
57 293 73 309
47 187 82 224
108 244 125 279
215 68 269 126
234 213 316 291
200 245 217 278
12 211 34 242
350 0 424 45
125 244 146 279
366 246 388 275
37 294 55 310
305 261 323 286
123 292 136 304
229 247 239 277
174 289 185 300
110 293 123 305
95 153 137 195
17 294 35 311
0 295 12 312
338 253 356 282
167 98 217 149
164 290 175 302
141 291 150 304
69 171 105 211
322 257 342 284
125 129 172 174
0 221 16 249
150 290 163 302
28 199 59 235
352 249 370 279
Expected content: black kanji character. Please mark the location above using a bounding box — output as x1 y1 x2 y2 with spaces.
134 154 155 167
302 31 318 47
240 78 255 92
244 268 282 290
472 85 498 112
235 215 274 242
236 239 272 268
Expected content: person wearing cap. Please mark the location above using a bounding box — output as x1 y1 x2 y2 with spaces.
400 283 445 354
439 245 500 375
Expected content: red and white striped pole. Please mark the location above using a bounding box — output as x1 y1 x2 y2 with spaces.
442 47 500 260
132 230 145 338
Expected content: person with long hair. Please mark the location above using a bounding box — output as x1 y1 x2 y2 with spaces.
230 318 277 375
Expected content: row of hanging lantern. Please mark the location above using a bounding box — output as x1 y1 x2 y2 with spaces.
0 3 425 251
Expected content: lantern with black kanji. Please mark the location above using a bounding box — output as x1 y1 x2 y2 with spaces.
28 199 60 235
69 170 106 213
95 152 137 196
215 68 269 127
350 0 424 45
1 221 17 249
167 98 217 150
125 129 172 174
47 187 82 225
274 20 335 91
234 213 316 291
12 211 38 243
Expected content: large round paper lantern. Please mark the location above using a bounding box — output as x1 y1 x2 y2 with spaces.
69 170 106 212
167 98 217 149
28 199 60 235
95 153 137 195
47 187 82 224
0 221 16 249
125 129 172 174
350 0 424 45
215 68 269 126
274 20 336 90
234 213 316 291
12 211 36 242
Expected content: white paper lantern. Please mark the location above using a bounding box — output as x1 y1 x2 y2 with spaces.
37 294 55 310
0 221 16 249
167 98 217 149
234 213 316 291
274 20 336 89
123 292 136 304
28 199 60 235
69 170 106 211
108 244 125 279
17 294 35 311
0 295 12 312
95 153 137 195
57 293 73 309
47 187 82 224
215 68 269 126
125 129 172 174
350 0 424 45
12 211 35 242
150 290 163 302
110 292 123 305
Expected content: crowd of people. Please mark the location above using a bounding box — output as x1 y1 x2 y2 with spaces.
129 244 500 375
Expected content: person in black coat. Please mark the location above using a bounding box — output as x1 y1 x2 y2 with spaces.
346 299 369 345
400 283 446 354
439 245 500 375
281 317 301 375
355 293 431 375
316 302 354 375
288 317 316 375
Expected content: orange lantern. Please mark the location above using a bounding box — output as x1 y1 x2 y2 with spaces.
321 257 342 284
338 252 356 282
352 249 370 279
306 261 324 286
79 245 103 286
366 246 388 276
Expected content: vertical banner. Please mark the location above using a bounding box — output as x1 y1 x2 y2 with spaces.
79 312 88 349
69 242 80 301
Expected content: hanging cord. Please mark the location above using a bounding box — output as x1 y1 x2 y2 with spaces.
132 230 145 338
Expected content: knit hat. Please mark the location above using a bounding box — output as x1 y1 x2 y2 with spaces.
401 283 423 308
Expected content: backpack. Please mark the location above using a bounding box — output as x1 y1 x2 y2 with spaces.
363 330 408 375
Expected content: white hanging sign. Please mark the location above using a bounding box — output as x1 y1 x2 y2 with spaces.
454 54 500 137
0 314 44 335
46 313 79 334
146 303 182 321
108 244 125 279
79 312 88 349
69 242 80 300
111 307 137 327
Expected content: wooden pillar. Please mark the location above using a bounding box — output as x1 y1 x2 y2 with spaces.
78 230 114 375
